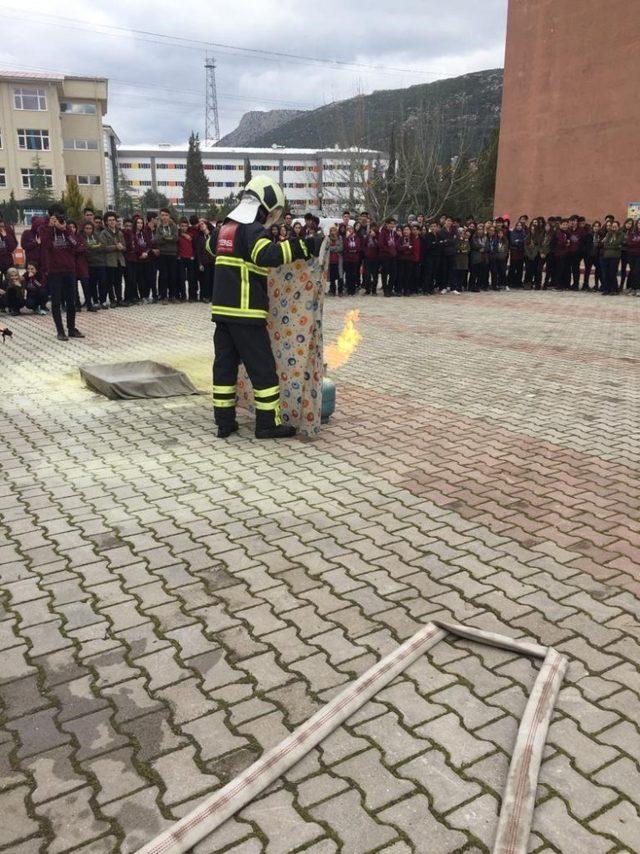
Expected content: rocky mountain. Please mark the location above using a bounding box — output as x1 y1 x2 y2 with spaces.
217 109 304 147
223 69 503 158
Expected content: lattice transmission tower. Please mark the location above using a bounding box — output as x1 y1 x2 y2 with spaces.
204 53 220 145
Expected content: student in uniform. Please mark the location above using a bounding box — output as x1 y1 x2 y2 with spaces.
325 226 343 297
132 217 153 302
177 218 196 301
454 228 471 292
154 209 179 304
422 221 440 294
600 221 622 294
342 226 361 296
410 224 422 293
524 219 541 286
362 224 379 295
437 217 457 290
581 221 601 291
74 221 96 311
82 221 107 308
378 217 398 297
623 218 640 295
0 214 18 289
619 218 634 288
489 226 509 290
4 267 25 315
566 216 583 289
470 224 490 291
23 264 48 314
396 225 414 296
195 219 216 302
508 221 526 286
100 211 127 306
143 212 159 301
39 204 84 340
552 219 572 289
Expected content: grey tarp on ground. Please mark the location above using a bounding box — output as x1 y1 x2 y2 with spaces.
80 361 200 400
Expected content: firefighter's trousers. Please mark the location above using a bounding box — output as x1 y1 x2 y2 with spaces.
212 321 282 428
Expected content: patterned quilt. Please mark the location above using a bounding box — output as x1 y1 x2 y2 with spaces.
237 257 325 437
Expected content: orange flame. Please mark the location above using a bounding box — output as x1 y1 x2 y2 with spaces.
325 309 362 371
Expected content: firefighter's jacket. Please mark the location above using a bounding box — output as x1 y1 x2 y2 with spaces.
207 220 309 325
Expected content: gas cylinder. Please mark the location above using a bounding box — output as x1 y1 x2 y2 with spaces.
321 377 336 423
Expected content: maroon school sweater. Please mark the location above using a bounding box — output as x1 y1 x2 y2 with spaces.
39 226 78 274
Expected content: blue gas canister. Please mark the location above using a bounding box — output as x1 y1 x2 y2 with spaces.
321 377 336 423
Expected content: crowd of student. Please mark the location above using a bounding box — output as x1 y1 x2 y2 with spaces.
1 206 639 340
0 205 216 340
314 211 640 297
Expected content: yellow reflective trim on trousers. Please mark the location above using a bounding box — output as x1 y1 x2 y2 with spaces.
254 399 280 411
213 399 236 408
250 238 271 265
254 386 280 399
213 385 236 394
211 305 269 319
240 264 250 310
281 241 292 265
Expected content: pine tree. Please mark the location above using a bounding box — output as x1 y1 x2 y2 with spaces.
114 170 135 217
63 176 85 222
27 155 54 204
218 193 240 220
183 132 209 213
141 188 170 212
243 157 252 186
7 191 19 224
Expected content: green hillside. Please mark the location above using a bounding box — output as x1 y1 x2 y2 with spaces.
247 68 503 156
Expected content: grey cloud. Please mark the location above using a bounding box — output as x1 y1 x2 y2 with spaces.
0 0 506 143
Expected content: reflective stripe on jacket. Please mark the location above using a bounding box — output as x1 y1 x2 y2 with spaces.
208 220 308 325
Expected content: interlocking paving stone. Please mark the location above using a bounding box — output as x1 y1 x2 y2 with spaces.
311 789 397 853
591 800 640 850
378 793 467 852
1 293 639 851
0 785 41 847
532 796 613 854
241 789 325 854
397 748 482 813
37 787 110 853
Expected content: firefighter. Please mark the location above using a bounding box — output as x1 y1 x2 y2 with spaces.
207 176 309 439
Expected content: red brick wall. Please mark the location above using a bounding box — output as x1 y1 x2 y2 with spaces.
494 0 640 221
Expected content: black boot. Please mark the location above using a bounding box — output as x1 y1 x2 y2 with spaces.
255 424 296 440
217 422 239 439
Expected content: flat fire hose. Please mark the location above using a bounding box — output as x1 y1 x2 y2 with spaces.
138 621 567 854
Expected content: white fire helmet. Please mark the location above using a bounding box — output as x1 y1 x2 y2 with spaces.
228 176 286 228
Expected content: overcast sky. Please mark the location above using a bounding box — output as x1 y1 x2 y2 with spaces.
0 0 507 145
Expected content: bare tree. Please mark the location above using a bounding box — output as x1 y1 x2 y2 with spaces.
318 96 476 222
397 98 475 218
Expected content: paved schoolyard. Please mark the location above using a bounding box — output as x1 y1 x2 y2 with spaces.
1 290 639 854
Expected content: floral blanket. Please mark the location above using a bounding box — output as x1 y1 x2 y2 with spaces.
237 257 324 437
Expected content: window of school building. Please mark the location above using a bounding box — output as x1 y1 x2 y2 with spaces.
60 102 97 115
17 128 50 150
21 167 53 188
14 88 47 111
75 175 101 185
63 138 99 150
0 167 6 187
